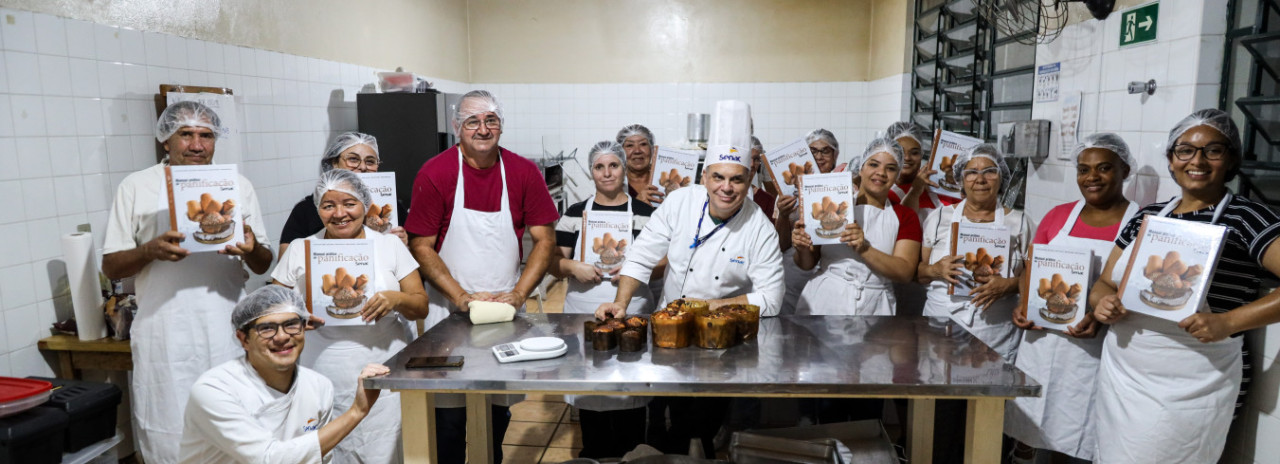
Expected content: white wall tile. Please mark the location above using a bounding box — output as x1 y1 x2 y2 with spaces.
5 50 42 94
93 23 121 62
0 223 30 268
36 54 71 97
96 60 126 98
14 136 51 179
64 18 94 59
0 264 36 309
32 13 66 56
165 34 188 69
10 95 48 136
1 8 37 53
67 57 98 98
42 96 77 136
52 175 86 215
118 27 145 65
142 31 166 66
74 98 103 136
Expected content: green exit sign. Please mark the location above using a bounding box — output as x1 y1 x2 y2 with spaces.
1120 2 1159 47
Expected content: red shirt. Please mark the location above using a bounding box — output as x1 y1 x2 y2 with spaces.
1032 201 1123 245
887 182 960 210
404 146 560 251
889 203 923 242
753 189 776 219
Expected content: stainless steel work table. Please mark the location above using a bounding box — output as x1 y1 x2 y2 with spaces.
368 314 1040 464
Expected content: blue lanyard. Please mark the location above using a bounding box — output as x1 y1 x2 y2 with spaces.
690 201 739 249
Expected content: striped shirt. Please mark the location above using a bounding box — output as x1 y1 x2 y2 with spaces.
1115 195 1280 314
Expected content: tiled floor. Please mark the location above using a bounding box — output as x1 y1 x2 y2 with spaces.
503 281 579 464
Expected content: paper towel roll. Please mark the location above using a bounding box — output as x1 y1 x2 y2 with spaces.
61 232 106 341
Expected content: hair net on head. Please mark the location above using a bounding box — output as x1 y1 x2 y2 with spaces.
232 285 309 330
155 101 227 143
320 132 379 174
453 90 504 129
1072 133 1133 169
953 143 1012 193
616 124 655 146
587 141 625 167
751 136 764 154
885 121 930 150
805 129 840 153
854 137 905 173
312 169 373 209
1166 108 1243 182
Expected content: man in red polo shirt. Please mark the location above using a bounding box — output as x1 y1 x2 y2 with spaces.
404 90 559 464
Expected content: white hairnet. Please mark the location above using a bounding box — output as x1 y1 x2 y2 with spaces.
1072 133 1133 169
232 285 309 330
1166 108 1243 182
587 141 624 166
751 136 764 154
313 169 373 209
854 137 905 173
453 90 504 130
616 124 655 146
885 121 930 152
320 132 379 174
953 143 1012 193
155 101 227 143
805 128 840 153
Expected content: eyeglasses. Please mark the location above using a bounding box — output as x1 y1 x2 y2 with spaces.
811 147 837 158
341 155 380 169
962 167 1001 180
461 116 503 131
252 317 305 339
1170 143 1229 161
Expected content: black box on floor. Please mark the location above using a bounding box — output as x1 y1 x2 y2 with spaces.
27 377 121 452
0 407 67 464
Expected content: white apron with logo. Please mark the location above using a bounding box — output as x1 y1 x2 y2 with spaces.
922 201 1022 361
426 152 524 408
796 203 900 316
1005 200 1137 460
1093 195 1242 463
133 180 245 463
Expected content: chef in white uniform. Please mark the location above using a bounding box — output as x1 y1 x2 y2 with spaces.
271 169 429 463
405 90 559 464
180 285 389 464
103 101 274 464
773 128 842 314
792 137 922 316
917 144 1031 362
1090 109 1280 463
1004 134 1138 462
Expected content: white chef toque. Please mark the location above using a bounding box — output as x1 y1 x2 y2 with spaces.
705 100 754 170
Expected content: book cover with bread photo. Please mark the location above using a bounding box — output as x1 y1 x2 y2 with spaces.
1023 244 1092 331
165 164 243 252
356 172 397 233
305 238 377 326
651 147 699 195
800 172 854 246
948 222 1011 296
1118 215 1227 323
762 136 819 197
579 210 632 276
928 129 984 197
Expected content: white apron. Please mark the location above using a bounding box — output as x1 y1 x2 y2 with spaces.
1094 194 1242 463
563 197 654 316
1006 200 1137 460
132 183 245 464
781 204 818 315
426 152 524 409
796 202 899 316
300 230 414 464
922 201 1021 361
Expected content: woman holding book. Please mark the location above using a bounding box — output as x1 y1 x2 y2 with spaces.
270 169 429 464
1004 133 1139 463
917 143 1032 361
550 141 655 458
278 132 408 259
885 121 956 317
1089 109 1280 463
775 128 842 314
791 137 922 316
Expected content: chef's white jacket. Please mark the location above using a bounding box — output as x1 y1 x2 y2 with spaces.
620 185 784 316
179 357 334 464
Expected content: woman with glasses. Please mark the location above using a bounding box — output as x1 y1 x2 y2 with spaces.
271 169 429 464
918 144 1031 361
774 128 842 314
1004 133 1138 463
1089 109 1280 463
278 132 409 258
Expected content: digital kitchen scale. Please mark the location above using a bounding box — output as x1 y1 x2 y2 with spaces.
493 337 568 363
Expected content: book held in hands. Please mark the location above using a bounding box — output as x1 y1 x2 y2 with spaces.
579 210 632 276
948 222 1011 297
927 129 984 197
1023 244 1092 331
357 172 398 233
800 172 854 246
1117 215 1228 323
165 164 243 253
304 239 377 326
651 147 699 195
763 136 819 197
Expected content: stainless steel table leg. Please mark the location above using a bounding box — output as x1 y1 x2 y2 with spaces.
466 393 494 463
908 398 936 464
964 398 1004 464
400 391 437 464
